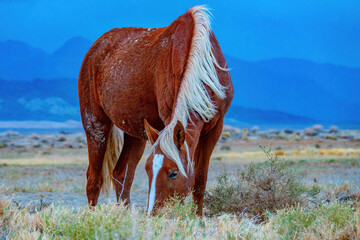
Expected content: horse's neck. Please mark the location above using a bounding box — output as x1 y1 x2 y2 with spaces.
154 58 179 126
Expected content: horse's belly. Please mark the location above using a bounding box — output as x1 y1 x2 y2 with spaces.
100 85 164 140
113 106 161 140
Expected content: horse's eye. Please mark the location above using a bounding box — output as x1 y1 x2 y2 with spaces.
169 171 178 179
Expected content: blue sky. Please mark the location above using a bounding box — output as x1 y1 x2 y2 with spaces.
1 0 360 67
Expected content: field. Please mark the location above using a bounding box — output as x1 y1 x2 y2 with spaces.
1 133 360 239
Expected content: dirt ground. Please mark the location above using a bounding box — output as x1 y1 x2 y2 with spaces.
1 139 359 210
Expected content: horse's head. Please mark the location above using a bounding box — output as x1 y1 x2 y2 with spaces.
144 119 194 214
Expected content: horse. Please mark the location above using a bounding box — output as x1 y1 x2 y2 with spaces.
78 5 233 215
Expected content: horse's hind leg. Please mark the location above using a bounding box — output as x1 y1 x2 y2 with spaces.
112 133 146 205
82 107 113 207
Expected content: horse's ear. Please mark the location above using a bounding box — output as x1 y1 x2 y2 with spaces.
144 119 159 145
173 121 185 149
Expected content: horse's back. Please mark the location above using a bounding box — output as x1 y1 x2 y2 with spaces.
79 26 169 139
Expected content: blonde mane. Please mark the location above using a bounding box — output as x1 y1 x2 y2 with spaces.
153 5 228 176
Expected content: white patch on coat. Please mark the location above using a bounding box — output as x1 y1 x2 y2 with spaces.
84 111 106 143
147 154 164 214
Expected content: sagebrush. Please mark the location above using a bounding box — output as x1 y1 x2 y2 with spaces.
204 146 320 218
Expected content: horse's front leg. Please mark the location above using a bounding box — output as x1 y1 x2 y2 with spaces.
193 119 224 216
112 133 146 205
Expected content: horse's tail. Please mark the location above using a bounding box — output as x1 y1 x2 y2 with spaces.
101 125 123 197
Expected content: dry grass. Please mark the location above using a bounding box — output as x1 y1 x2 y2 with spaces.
212 146 360 164
0 197 258 239
0 164 87 194
0 150 88 165
269 202 360 239
0 196 359 240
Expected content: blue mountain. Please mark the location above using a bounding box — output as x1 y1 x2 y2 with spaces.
0 37 92 80
0 38 359 125
225 56 360 122
0 78 79 121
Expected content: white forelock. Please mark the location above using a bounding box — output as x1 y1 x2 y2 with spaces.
152 5 228 177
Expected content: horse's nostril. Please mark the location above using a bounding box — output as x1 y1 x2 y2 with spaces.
169 170 178 179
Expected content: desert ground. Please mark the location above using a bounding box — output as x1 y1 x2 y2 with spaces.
1 126 360 239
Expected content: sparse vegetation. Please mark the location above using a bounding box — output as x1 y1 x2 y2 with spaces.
1 136 359 239
204 146 320 219
270 202 360 239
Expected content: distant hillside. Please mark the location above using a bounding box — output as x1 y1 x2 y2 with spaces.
0 38 359 125
225 56 360 122
0 78 79 121
0 37 92 80
226 105 315 124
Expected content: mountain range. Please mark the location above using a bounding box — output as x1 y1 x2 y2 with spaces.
226 56 360 122
0 37 92 80
0 37 359 128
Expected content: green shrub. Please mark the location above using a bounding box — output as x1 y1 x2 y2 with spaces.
204 146 320 219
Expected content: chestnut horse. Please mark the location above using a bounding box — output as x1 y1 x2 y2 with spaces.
78 6 233 215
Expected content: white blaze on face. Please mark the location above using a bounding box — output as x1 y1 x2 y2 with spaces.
147 154 164 214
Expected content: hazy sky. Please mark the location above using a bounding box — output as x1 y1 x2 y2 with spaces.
1 0 360 67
